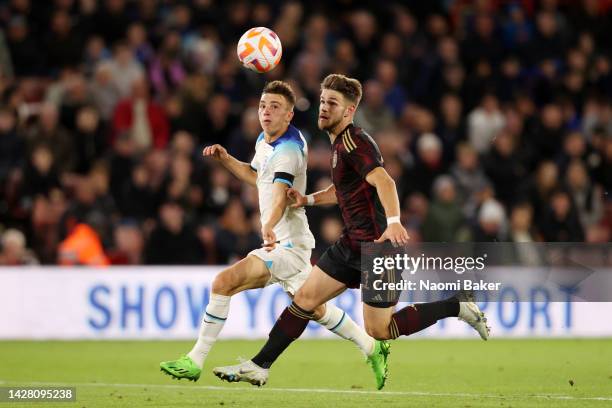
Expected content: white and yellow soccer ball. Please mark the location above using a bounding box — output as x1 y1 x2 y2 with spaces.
237 27 282 73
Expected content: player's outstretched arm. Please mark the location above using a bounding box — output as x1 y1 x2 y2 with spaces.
202 144 257 187
365 167 409 246
287 184 337 208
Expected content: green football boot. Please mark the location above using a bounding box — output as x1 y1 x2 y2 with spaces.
160 355 201 382
366 340 390 390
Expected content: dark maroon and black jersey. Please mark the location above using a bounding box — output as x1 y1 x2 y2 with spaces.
331 124 386 251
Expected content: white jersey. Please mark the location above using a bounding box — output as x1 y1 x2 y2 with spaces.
250 125 315 249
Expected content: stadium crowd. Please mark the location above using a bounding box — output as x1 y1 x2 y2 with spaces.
0 0 610 266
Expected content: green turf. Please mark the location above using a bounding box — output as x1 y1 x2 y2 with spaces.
0 339 611 407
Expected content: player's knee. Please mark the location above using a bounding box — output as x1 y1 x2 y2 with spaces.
212 270 237 296
311 304 326 320
365 324 391 340
293 288 318 311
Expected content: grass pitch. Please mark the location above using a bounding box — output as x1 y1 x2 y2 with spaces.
0 339 611 407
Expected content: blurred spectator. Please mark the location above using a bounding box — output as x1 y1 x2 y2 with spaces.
529 104 565 160
25 102 75 174
483 130 528 207
508 203 543 266
83 35 111 76
0 29 14 79
313 215 343 260
201 93 235 146
116 162 158 220
112 76 170 152
6 16 44 76
464 59 496 110
436 93 466 162
565 160 603 229
57 74 95 132
527 11 566 65
227 107 261 162
0 107 23 183
461 13 504 69
502 3 534 51
72 106 106 175
89 61 122 120
404 133 446 198
167 73 210 135
509 203 537 243
591 133 612 193
402 192 429 233
467 93 505 154
330 39 357 77
170 131 196 159
144 201 203 265
29 189 68 264
93 0 131 46
497 56 523 103
126 22 154 67
108 42 145 98
451 142 491 218
108 220 144 265
58 221 110 266
214 198 260 264
0 228 39 265
20 145 61 201
523 160 561 221
556 130 589 174
421 176 466 242
375 59 407 117
539 189 585 242
45 10 83 72
473 198 507 242
165 153 193 204
354 80 394 134
148 31 187 98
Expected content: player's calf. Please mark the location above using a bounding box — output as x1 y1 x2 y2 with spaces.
365 324 392 340
362 303 396 340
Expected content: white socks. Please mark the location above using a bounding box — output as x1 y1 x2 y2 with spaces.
187 293 231 368
188 295 375 367
317 303 375 356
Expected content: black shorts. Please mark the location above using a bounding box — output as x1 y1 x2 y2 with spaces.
316 240 399 308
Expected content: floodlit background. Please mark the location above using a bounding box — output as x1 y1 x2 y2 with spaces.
0 0 609 267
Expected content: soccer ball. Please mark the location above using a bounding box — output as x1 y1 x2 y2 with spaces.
237 27 282 73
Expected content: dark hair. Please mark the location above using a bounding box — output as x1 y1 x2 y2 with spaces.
262 80 296 107
321 74 363 105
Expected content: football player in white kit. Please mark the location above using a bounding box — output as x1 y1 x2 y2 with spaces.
160 81 388 387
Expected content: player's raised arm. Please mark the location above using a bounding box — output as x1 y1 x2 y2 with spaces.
287 184 338 208
202 144 257 187
365 167 409 246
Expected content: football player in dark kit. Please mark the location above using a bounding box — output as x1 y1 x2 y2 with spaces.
213 74 490 388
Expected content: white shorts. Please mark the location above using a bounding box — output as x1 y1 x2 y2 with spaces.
248 246 312 295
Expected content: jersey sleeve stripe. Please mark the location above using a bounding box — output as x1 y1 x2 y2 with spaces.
345 131 357 150
273 178 293 186
343 132 355 152
274 172 294 182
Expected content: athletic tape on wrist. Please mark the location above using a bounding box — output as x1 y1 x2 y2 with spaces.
387 215 401 225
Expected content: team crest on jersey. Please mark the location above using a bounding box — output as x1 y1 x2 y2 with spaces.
332 150 338 168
